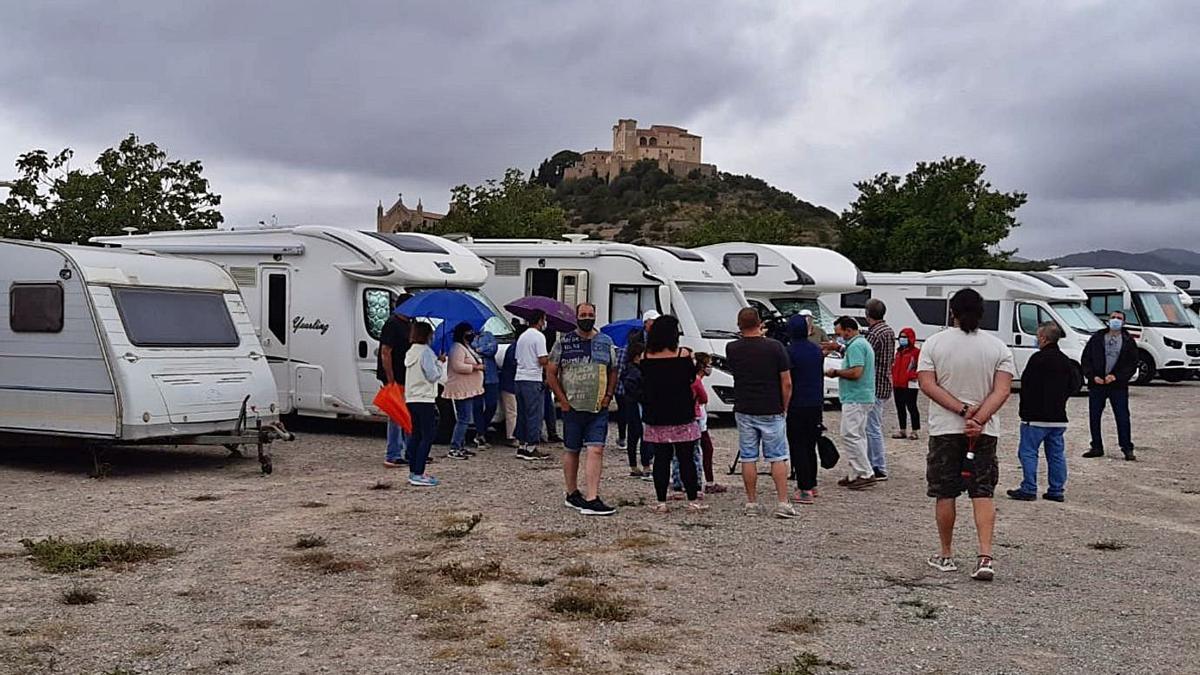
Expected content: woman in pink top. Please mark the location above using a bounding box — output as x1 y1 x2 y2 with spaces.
445 322 485 460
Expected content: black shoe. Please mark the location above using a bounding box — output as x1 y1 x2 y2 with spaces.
1082 449 1104 458
1006 489 1036 501
873 469 889 481
1042 493 1065 502
516 448 538 461
579 498 616 516
1123 452 1137 462
547 435 563 444
564 490 588 511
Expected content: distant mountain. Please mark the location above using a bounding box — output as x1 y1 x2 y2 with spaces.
1047 248 1200 275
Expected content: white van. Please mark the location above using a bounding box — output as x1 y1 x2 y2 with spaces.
459 235 748 413
0 240 283 471
826 269 1104 384
1056 268 1200 383
696 242 866 400
94 227 511 418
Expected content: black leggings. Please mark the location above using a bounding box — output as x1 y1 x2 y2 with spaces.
651 441 699 501
787 406 822 491
620 396 648 468
894 387 920 431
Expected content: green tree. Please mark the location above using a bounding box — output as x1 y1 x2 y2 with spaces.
837 157 1026 272
436 168 566 238
678 210 800 247
533 150 582 188
0 134 222 242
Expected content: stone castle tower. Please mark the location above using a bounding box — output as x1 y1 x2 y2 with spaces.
563 118 715 182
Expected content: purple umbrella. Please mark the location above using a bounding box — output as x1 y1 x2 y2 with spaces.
504 296 577 333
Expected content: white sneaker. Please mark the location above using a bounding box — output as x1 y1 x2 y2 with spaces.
773 503 798 519
743 502 761 517
927 555 958 572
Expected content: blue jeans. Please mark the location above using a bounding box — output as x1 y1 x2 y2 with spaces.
450 397 476 450
407 402 438 476
477 383 499 438
515 381 545 446
866 397 888 472
385 419 407 463
562 409 609 451
1018 423 1067 497
735 413 789 463
1089 385 1132 453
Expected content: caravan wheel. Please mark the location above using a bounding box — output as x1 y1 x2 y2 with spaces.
1133 351 1156 385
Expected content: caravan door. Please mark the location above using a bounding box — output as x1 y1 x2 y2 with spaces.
258 266 293 412
1013 302 1056 377
359 285 398 414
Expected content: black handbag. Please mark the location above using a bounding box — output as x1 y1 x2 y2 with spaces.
817 432 840 470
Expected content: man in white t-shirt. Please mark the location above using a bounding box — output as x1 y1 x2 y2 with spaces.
514 310 551 461
917 288 1016 582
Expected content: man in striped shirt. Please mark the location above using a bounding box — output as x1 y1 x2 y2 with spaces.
863 299 895 481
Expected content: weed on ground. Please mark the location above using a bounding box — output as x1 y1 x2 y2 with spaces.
613 635 670 655
547 581 635 622
558 562 595 578
765 652 852 675
190 494 222 502
1088 539 1129 551
238 618 274 630
288 551 371 574
368 481 393 491
541 635 581 668
299 501 328 508
60 585 99 606
437 513 482 539
769 612 823 634
415 590 487 619
437 560 513 586
292 535 328 549
20 538 177 573
899 598 939 620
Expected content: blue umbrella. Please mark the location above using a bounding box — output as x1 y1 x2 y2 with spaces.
600 318 644 348
397 290 494 355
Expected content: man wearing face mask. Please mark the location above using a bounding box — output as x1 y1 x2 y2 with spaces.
547 302 618 516
824 316 877 490
1081 310 1139 461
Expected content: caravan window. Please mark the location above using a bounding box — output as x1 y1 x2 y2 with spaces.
268 273 288 345
610 285 659 322
722 253 758 276
363 288 397 341
1016 303 1054 335
10 283 64 333
906 298 948 326
840 289 871 309
113 288 239 347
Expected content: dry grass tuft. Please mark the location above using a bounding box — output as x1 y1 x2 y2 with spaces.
347 504 371 513
614 534 666 550
613 635 670 655
415 590 487 619
558 562 595 578
769 612 824 634
432 646 461 660
369 481 393 491
486 635 509 650
238 618 275 630
437 560 513 586
437 512 482 539
292 535 327 550
541 635 581 668
299 500 328 508
20 538 176 573
547 581 635 622
60 585 99 606
288 550 371 574
190 494 222 502
1088 539 1129 551
899 598 939 620
766 652 852 675
418 622 470 641
516 529 586 543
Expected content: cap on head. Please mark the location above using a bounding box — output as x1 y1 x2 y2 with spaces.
642 309 661 322
799 309 814 317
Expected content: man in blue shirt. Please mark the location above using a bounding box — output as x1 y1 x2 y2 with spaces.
786 315 825 504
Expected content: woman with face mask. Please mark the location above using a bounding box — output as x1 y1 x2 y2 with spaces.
891 327 922 440
444 321 486 460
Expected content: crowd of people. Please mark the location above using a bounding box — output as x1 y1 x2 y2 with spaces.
373 288 1141 582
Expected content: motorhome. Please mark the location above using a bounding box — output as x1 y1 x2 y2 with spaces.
1166 274 1200 313
825 269 1106 384
94 227 510 418
696 242 866 400
458 235 748 413
1056 268 1200 383
0 240 283 471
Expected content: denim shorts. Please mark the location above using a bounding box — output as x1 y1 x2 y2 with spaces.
736 413 789 463
563 409 609 452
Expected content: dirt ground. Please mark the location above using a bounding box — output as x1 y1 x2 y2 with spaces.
1 382 1198 675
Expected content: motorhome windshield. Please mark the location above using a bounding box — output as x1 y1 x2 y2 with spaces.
113 288 240 348
769 298 835 332
410 288 514 339
1133 291 1194 328
677 283 743 339
1050 302 1106 334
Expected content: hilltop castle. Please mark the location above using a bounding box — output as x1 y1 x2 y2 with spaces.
563 118 717 182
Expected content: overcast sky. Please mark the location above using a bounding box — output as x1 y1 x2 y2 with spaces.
1 1 1197 259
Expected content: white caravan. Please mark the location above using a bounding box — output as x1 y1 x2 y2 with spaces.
94 227 510 418
826 269 1106 383
0 240 283 471
697 242 866 400
458 236 748 413
1056 268 1200 383
1166 275 1200 313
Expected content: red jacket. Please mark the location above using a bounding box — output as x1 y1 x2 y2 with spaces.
892 327 920 389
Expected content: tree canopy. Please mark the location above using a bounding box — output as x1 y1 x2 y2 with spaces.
0 134 223 243
434 168 566 239
837 157 1026 272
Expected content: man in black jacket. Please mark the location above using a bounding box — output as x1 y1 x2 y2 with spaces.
1007 323 1082 502
1081 310 1139 461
